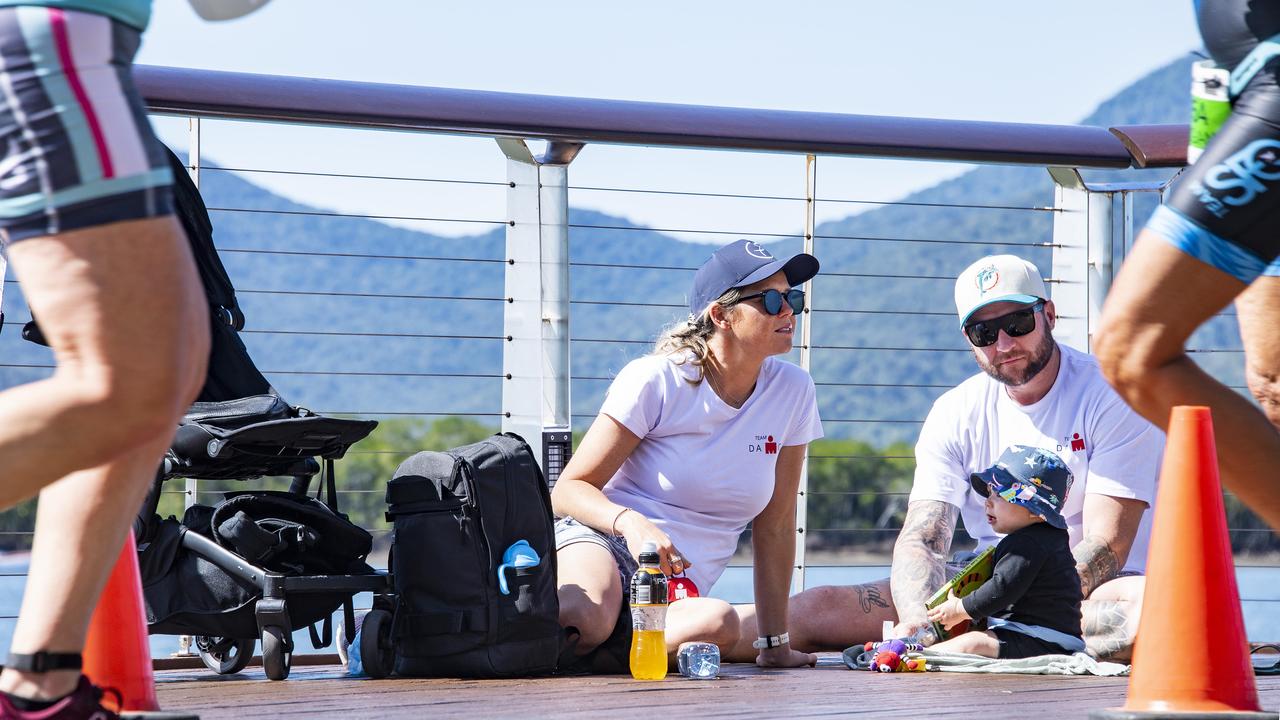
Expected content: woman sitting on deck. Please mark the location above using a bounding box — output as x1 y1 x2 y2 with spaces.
552 239 821 672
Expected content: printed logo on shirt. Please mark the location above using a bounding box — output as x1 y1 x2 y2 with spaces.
1059 432 1086 453
974 264 1000 295
748 434 778 454
744 241 773 260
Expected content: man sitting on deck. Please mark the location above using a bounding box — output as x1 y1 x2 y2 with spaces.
728 254 1164 662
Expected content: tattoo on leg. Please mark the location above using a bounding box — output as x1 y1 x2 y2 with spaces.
854 585 891 614
1083 600 1132 661
1073 535 1121 598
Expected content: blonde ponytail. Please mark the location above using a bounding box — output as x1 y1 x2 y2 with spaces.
651 288 742 382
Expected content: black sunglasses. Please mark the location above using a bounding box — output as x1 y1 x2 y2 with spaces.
737 288 806 315
964 302 1044 347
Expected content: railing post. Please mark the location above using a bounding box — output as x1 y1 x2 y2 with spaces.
184 117 202 518
795 154 817 594
1048 171 1176 351
1120 190 1134 260
176 116 203 660
497 139 583 476
1047 167 1113 352
184 116 201 516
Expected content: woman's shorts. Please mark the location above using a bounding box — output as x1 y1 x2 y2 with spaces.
0 6 172 244
554 516 637 587
553 517 638 674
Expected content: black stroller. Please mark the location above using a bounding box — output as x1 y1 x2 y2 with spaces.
25 148 398 680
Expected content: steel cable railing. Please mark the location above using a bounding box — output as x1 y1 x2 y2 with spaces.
210 206 509 227
569 181 1058 213
202 165 512 189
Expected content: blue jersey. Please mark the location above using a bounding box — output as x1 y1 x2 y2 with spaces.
0 0 150 30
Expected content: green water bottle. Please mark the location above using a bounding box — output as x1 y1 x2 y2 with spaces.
1189 59 1231 164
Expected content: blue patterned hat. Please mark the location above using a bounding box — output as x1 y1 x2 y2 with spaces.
969 445 1073 530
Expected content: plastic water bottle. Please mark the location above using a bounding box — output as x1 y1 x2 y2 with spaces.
629 541 669 680
677 642 719 680
908 625 938 647
346 628 365 677
338 609 368 678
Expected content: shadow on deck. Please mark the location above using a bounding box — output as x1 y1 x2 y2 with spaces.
154 655 1280 719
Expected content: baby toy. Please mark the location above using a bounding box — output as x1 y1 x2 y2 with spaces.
863 639 928 673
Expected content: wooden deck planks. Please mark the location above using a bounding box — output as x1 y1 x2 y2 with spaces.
152 657 1280 719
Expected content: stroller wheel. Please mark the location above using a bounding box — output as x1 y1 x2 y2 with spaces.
195 636 255 675
261 626 292 680
359 609 395 679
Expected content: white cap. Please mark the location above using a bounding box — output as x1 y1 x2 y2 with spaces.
954 255 1047 327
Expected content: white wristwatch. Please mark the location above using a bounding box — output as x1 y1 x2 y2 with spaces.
752 632 790 650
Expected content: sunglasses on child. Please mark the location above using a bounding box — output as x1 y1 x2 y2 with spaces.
963 302 1044 347
736 288 806 315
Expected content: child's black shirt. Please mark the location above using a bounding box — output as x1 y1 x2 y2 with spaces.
960 522 1083 638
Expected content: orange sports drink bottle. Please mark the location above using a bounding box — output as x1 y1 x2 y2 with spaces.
629 541 669 680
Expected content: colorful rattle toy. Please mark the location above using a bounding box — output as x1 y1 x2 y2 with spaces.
862 639 927 673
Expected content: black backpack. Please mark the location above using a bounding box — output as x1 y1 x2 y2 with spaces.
385 432 559 677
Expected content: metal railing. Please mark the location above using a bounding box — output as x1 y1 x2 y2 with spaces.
0 67 1274 647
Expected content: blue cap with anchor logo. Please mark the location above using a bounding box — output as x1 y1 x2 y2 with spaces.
688 239 819 317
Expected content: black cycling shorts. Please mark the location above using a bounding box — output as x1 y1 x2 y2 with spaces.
1156 0 1280 282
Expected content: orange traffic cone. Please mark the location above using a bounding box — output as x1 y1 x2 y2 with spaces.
1093 406 1274 719
84 533 198 719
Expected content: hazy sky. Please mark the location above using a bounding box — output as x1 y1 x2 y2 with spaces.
136 0 1203 241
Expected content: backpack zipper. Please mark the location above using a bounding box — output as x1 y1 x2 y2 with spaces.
457 456 493 642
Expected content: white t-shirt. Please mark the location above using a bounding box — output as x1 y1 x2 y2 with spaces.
909 344 1164 573
600 352 824 591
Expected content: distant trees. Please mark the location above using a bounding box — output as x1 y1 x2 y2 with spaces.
799 440 917 556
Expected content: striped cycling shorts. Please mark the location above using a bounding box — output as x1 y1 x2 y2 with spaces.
0 6 172 244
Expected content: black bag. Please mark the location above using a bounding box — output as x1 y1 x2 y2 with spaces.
210 491 373 575
385 432 559 677
164 394 377 481
140 490 374 639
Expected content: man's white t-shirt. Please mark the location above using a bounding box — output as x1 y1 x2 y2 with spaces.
909 343 1164 573
599 352 824 591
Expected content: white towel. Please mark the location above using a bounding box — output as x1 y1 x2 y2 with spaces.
921 649 1130 676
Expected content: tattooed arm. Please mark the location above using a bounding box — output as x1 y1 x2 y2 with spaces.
1073 494 1147 597
890 500 958 636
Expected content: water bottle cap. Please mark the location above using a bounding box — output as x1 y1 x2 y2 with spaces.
637 540 661 565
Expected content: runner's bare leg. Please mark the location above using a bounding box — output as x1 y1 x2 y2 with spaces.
0 216 208 699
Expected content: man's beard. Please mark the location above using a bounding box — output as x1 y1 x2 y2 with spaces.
975 330 1057 387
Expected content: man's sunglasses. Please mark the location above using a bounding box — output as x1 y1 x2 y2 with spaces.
737 288 806 315
963 302 1044 347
